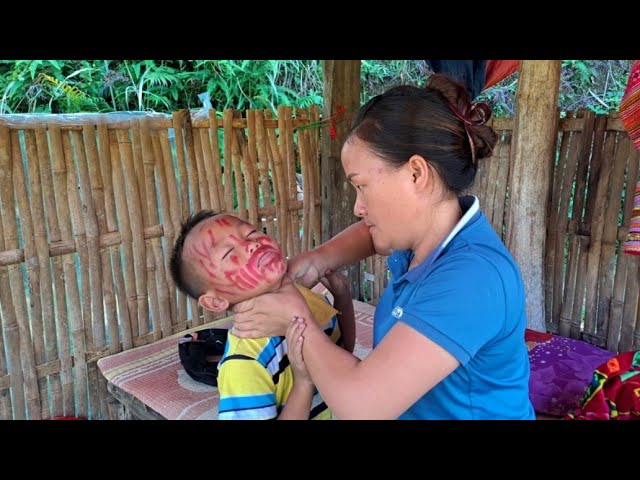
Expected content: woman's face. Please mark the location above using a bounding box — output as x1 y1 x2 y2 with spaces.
341 136 416 254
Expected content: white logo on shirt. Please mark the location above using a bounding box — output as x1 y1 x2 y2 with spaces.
392 307 404 318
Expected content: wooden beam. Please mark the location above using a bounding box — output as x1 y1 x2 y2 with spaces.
505 60 561 332
321 60 362 299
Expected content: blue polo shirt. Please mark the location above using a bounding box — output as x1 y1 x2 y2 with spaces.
374 195 535 419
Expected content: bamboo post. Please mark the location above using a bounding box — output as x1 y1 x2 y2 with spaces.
18 130 50 419
98 125 132 351
116 128 149 337
192 126 210 211
243 110 260 227
1 128 41 418
34 127 65 417
51 128 89 416
49 126 82 415
281 106 301 256
151 131 178 324
505 60 561 331
208 110 226 212
200 111 223 212
254 110 275 239
109 130 138 340
172 111 191 219
0 127 26 419
159 129 187 326
140 118 172 338
183 110 202 211
310 105 322 247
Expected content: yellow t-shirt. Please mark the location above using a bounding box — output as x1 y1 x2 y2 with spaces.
217 285 340 420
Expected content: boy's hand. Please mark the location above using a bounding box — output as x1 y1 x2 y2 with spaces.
287 251 324 288
286 317 312 386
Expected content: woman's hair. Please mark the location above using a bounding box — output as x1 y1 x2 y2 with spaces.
347 73 498 194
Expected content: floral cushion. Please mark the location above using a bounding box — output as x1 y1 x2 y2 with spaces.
526 329 615 417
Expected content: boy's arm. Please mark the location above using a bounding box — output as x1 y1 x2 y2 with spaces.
277 380 315 420
321 272 356 353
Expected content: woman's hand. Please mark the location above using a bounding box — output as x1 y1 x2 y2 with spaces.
287 250 325 288
286 317 311 385
231 280 312 338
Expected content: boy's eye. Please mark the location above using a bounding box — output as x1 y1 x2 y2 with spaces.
222 247 233 260
246 230 258 238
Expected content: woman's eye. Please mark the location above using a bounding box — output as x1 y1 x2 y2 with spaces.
356 185 364 191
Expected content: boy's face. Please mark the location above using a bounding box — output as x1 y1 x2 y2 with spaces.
184 214 287 310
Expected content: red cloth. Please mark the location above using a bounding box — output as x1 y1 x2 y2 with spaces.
621 61 640 255
484 60 520 90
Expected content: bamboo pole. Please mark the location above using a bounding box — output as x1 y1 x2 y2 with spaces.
72 130 106 348
159 129 187 326
34 127 65 417
0 200 13 418
116 128 149 337
207 110 225 212
298 128 313 251
140 118 172 338
183 111 201 211
310 105 322 248
109 130 138 340
243 111 260 227
98 125 132 351
151 131 178 325
171 111 191 219
265 110 291 256
192 127 210 211
0 127 25 419
62 130 96 418
49 126 81 415
131 126 149 228
18 130 50 418
51 128 89 416
570 235 589 339
199 117 222 212
1 128 41 418
279 106 301 256
85 125 120 355
254 110 275 239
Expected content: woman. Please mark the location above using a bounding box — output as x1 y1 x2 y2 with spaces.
231 74 535 420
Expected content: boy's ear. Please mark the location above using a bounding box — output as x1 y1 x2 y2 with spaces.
199 293 229 313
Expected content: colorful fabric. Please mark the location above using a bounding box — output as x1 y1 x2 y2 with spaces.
484 60 520 90
526 330 614 417
565 351 640 420
621 61 640 256
623 181 640 255
216 285 340 420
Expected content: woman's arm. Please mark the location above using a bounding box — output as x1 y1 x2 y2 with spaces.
294 318 459 419
288 220 376 287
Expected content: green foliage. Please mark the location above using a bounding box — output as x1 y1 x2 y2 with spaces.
0 60 633 117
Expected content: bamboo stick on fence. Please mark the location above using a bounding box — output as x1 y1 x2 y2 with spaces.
19 130 50 419
34 127 65 417
298 128 312 252
86 125 120 356
151 132 178 325
131 126 149 228
570 235 589 339
183 111 202 212
192 127 210 211
50 126 88 416
265 110 291 256
596 133 629 341
0 231 12 418
198 119 221 212
140 118 172 338
281 106 301 256
582 115 608 234
72 130 106 349
483 132 502 229
159 129 187 326
117 128 149 337
222 110 235 214
109 130 138 340
571 111 596 235
172 111 191 219
254 110 275 239
208 110 225 212
243 111 260 227
1 128 41 419
0 128 25 420
49 126 82 414
62 131 99 418
310 106 322 247
230 111 247 221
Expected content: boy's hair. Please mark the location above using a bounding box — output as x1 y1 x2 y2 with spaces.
170 209 218 300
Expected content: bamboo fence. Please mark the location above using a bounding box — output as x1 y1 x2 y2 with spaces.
0 107 321 420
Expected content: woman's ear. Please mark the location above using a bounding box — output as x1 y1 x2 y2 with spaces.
199 294 229 313
407 154 430 189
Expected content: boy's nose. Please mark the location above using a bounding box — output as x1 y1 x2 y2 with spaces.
246 240 261 254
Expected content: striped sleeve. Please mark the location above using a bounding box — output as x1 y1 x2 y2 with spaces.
217 357 278 420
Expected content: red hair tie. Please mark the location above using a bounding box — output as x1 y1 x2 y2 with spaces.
444 100 491 166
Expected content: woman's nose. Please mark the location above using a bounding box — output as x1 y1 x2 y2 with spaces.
353 199 366 218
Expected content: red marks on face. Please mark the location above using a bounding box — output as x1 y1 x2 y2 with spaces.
190 242 210 260
215 217 232 227
206 229 216 248
199 259 217 280
230 255 239 265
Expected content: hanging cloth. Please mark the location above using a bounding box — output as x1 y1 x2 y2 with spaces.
426 60 487 100
483 60 520 90
620 61 640 256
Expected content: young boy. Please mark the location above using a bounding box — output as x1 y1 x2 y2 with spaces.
170 210 355 420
